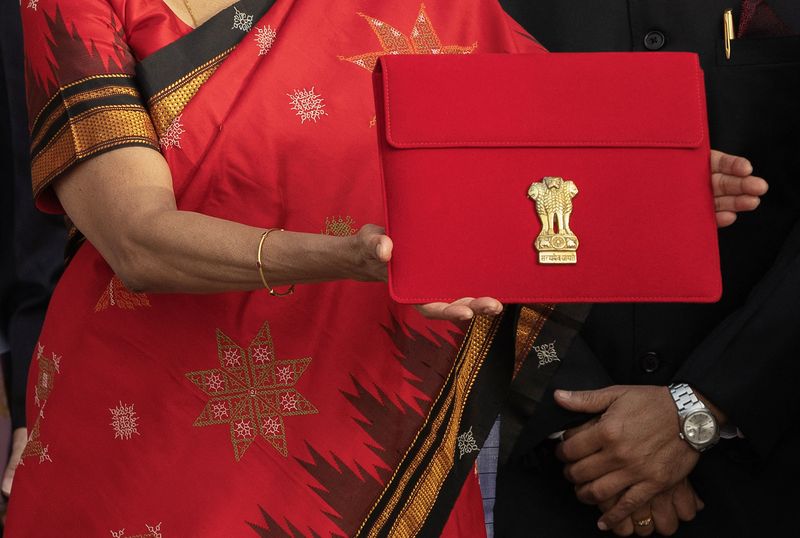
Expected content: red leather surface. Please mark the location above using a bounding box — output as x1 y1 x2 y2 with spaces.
375 53 721 304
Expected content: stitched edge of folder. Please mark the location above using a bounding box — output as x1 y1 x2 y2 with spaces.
381 56 707 149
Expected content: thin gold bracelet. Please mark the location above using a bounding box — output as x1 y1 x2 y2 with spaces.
257 229 295 297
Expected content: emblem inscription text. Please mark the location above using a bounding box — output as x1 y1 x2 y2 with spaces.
527 177 579 264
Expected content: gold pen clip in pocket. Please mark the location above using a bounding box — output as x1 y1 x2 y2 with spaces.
724 9 735 60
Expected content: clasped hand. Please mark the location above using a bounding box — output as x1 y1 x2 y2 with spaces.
351 150 766 323
554 386 703 536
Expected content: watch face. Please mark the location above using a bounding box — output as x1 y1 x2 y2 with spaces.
683 410 717 445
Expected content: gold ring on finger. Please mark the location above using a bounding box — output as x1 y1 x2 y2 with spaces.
633 516 653 527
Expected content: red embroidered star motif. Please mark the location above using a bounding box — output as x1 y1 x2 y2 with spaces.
186 321 317 460
22 343 60 464
340 3 478 72
95 276 150 312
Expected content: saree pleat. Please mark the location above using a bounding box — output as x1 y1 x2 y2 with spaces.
8 1 554 536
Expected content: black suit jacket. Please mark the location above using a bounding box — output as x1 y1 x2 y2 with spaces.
0 1 66 429
496 1 800 536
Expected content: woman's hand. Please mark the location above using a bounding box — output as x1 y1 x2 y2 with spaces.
416 298 503 321
349 224 394 282
353 225 503 321
711 150 768 228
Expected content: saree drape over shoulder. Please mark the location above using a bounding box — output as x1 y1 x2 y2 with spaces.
8 1 549 536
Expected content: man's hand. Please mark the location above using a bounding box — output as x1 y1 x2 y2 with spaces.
553 386 700 530
2 427 28 497
601 479 704 537
710 150 768 228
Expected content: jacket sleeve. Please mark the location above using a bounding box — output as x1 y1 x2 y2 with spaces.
2 0 67 429
505 332 615 459
675 217 800 458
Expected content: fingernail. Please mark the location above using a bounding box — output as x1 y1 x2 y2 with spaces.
597 521 608 531
555 390 571 400
461 312 474 321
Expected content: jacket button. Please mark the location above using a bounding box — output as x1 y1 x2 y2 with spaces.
644 30 666 50
640 352 661 373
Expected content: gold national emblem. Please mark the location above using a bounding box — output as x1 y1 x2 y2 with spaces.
527 177 579 264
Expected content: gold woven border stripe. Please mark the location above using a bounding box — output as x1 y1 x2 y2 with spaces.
357 314 503 537
31 85 141 150
31 106 158 197
389 315 499 536
148 50 230 136
514 304 555 378
30 73 136 132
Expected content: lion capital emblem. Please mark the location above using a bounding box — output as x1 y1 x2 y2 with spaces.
527 176 579 264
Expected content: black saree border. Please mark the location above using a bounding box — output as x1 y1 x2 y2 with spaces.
500 304 592 465
135 0 277 136
352 304 589 537
355 311 518 538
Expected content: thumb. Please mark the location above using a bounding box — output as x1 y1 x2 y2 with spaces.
373 235 393 263
3 427 28 497
2 460 18 497
554 387 623 413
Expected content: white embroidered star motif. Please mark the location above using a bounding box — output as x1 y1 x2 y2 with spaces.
206 372 224 392
234 419 254 438
457 427 480 459
263 416 281 435
276 365 293 384
280 392 298 412
159 114 185 149
211 401 229 420
39 444 52 463
146 523 163 538
232 7 254 32
26 0 38 10
287 87 327 124
254 25 277 56
251 345 273 364
110 402 141 440
223 348 242 367
533 341 560 368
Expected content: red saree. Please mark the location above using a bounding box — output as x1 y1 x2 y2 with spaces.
8 1 546 536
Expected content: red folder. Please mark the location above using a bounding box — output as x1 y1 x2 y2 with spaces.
374 53 721 304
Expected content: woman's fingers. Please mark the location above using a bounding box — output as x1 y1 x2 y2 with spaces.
441 298 478 320
416 297 503 321
357 224 393 263
375 234 393 263
468 297 503 315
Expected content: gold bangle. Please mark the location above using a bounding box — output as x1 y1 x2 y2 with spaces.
257 229 295 297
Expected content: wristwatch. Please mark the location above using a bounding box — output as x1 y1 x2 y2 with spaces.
668 383 720 452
